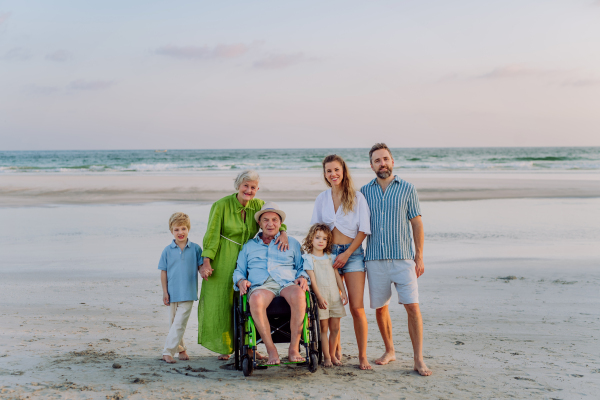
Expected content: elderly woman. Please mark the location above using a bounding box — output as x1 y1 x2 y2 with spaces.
198 170 288 360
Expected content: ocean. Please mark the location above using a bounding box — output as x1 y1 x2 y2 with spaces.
1 147 599 174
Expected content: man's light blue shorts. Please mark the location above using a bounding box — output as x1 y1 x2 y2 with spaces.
331 244 365 275
366 259 419 308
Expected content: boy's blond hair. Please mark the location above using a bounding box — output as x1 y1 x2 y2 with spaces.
302 223 333 255
169 212 191 231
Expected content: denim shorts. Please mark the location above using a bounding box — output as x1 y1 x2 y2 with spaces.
331 243 365 275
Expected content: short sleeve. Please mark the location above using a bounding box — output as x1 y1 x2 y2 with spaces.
310 194 323 225
407 185 422 220
301 254 314 270
357 192 371 235
196 244 204 266
158 248 168 271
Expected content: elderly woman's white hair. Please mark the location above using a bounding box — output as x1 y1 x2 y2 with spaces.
234 170 260 190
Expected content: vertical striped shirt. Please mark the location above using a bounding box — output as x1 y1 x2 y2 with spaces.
360 175 421 261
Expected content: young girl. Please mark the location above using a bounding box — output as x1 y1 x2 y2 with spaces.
302 223 348 367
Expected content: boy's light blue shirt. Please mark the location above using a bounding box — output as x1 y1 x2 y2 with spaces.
232 232 308 292
158 239 203 303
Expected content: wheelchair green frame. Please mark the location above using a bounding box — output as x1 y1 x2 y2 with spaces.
233 290 322 376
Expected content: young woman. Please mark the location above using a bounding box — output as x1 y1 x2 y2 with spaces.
310 155 372 370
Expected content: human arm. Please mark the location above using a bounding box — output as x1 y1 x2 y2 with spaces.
160 270 169 305
305 270 327 309
332 231 367 269
293 241 310 286
334 271 348 305
200 201 224 279
236 279 252 295
407 186 424 278
274 230 289 251
232 245 249 293
410 215 424 278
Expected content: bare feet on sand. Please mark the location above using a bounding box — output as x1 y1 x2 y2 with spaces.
265 347 280 365
359 356 372 370
323 359 333 367
178 351 189 361
162 355 176 363
217 354 230 360
375 351 396 365
331 357 343 366
288 347 306 363
414 359 432 376
254 350 267 360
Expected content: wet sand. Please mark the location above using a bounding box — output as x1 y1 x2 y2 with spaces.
1 171 600 206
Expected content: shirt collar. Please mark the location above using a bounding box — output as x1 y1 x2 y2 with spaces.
369 175 400 186
255 231 281 244
170 239 190 248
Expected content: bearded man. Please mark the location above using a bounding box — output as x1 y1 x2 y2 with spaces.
360 143 432 376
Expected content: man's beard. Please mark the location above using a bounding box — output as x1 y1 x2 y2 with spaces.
376 165 393 179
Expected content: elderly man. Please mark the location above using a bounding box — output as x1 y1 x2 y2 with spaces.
232 202 309 365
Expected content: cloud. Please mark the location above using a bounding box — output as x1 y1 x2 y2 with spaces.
477 64 556 79
45 50 71 62
1 47 30 61
68 80 115 91
253 53 309 69
155 43 248 60
0 11 11 26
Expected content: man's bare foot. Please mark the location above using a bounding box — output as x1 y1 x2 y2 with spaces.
323 358 333 367
375 351 396 365
265 347 280 365
162 355 176 363
217 354 231 360
288 347 306 363
414 359 432 376
359 356 372 370
331 356 343 366
255 350 267 360
178 350 189 361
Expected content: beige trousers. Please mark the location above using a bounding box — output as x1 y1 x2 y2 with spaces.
162 301 193 357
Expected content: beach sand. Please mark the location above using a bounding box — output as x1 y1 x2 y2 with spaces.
2 171 600 206
1 176 599 399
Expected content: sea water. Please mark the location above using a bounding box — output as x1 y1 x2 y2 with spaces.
1 147 600 174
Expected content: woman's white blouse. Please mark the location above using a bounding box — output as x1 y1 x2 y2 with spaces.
310 189 371 239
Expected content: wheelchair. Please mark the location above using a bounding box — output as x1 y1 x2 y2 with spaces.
233 290 322 376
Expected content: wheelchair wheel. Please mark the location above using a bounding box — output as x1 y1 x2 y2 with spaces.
308 352 318 373
242 356 254 377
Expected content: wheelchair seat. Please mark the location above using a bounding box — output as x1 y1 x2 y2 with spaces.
265 296 291 317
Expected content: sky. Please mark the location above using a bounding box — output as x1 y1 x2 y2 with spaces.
1 0 599 150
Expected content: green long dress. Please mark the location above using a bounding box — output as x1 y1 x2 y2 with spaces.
198 193 286 354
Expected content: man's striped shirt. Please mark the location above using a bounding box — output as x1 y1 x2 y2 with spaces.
360 175 421 261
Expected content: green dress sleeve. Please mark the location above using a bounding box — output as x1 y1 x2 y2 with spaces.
202 200 224 260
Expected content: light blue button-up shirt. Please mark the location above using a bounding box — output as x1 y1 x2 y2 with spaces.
158 239 203 303
360 175 421 261
232 232 308 291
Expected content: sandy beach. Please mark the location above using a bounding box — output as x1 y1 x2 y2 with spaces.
1 174 600 399
2 171 600 206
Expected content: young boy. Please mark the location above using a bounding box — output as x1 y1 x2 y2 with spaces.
158 212 203 363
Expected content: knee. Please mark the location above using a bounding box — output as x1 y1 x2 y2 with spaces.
249 294 265 311
375 305 388 317
350 305 365 318
404 303 420 316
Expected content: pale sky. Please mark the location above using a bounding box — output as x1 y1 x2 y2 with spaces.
1 1 599 150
